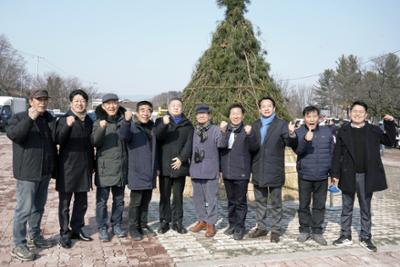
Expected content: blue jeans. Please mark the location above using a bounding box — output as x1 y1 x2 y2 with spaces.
96 186 125 229
13 178 50 246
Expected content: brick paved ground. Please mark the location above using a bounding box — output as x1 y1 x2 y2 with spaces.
0 133 399 266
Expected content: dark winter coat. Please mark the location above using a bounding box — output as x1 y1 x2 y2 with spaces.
91 105 128 187
220 124 258 180
331 121 396 194
189 124 223 179
55 110 95 192
6 111 57 182
118 119 157 190
155 114 193 177
294 125 334 181
251 116 297 187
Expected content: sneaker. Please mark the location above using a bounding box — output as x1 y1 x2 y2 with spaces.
360 238 377 252
328 184 341 194
112 225 127 238
11 245 36 261
98 228 110 242
223 225 235 235
297 232 310 243
311 234 327 246
333 235 352 246
27 236 52 249
129 228 143 241
141 225 157 237
247 228 268 238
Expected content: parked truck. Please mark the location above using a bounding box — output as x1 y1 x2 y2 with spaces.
0 96 27 131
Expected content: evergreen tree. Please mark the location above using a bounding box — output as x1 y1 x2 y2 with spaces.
181 0 289 123
313 69 336 116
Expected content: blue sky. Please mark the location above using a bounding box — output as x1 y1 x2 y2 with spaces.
1 0 399 98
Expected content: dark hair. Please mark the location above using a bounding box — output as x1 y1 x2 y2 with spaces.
228 103 245 114
258 96 276 108
69 89 88 102
168 97 183 104
136 100 153 111
350 101 368 112
302 105 320 116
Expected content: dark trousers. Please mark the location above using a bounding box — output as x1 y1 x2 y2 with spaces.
159 176 186 225
224 179 248 231
298 178 328 234
96 186 125 230
254 185 282 234
129 190 152 231
58 192 88 236
340 173 373 240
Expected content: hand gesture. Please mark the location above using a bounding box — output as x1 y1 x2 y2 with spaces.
288 121 296 135
66 116 75 127
305 128 314 141
99 120 108 129
383 114 394 121
163 115 170 125
171 157 182 170
220 121 228 132
125 111 133 121
28 107 40 120
244 125 252 135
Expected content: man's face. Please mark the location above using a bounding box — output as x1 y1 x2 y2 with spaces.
304 111 319 130
168 100 183 117
350 105 368 124
29 97 48 114
196 112 210 124
137 104 152 123
259 99 275 117
70 94 87 114
102 100 119 116
229 107 244 126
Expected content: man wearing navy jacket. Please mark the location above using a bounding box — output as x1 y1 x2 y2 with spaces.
293 106 335 246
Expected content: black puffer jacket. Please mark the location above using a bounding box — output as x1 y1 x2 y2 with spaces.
6 111 57 181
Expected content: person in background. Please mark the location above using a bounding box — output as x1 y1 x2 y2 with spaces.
332 101 396 252
91 93 128 242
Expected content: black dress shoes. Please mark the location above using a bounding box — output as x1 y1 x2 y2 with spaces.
70 230 93 241
59 236 72 248
172 224 188 234
158 222 170 234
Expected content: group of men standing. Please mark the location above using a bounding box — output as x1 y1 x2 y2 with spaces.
6 89 396 261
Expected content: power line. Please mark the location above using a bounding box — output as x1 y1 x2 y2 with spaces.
277 49 400 83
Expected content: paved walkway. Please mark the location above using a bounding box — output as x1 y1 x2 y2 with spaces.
0 134 399 266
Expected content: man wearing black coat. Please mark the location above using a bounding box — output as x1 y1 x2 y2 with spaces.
332 101 396 252
219 104 258 240
248 97 297 243
6 90 56 261
155 98 193 234
55 90 95 248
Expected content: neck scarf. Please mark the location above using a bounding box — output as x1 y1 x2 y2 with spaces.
260 113 275 144
195 121 211 143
